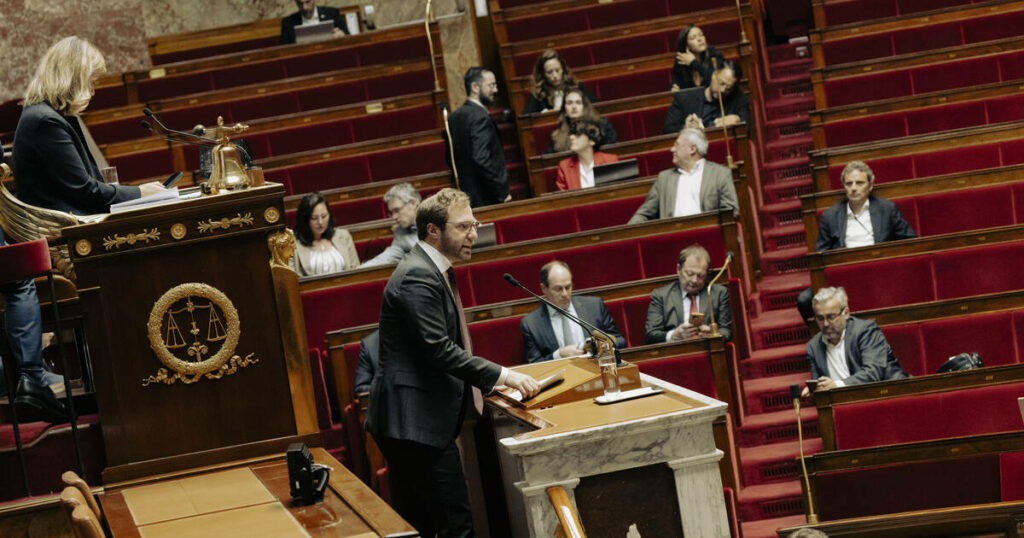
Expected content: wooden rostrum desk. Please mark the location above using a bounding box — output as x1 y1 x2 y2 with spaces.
61 184 321 483
486 357 730 538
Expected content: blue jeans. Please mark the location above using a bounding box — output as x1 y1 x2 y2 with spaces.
0 226 49 394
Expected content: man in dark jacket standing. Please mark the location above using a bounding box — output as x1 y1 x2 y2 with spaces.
448 67 511 207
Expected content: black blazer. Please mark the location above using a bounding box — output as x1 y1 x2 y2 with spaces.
671 46 726 91
645 280 732 343
520 296 626 363
521 82 597 116
354 329 378 396
662 86 750 134
280 6 348 45
13 103 140 215
806 316 909 385
447 101 509 207
365 245 503 448
815 195 917 252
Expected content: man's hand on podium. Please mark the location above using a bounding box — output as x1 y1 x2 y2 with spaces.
558 344 585 358
504 370 540 399
139 181 167 197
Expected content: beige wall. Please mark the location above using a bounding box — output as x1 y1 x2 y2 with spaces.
0 0 479 106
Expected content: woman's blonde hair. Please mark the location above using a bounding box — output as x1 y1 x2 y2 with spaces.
23 36 106 115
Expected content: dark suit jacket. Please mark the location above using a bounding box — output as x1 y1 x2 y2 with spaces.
555 152 619 191
354 329 378 395
280 6 348 45
448 101 509 207
365 245 502 448
806 316 909 386
13 103 140 215
520 296 627 363
645 280 732 343
815 195 917 252
628 161 738 222
663 86 750 134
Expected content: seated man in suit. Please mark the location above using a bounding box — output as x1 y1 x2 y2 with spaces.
280 0 349 45
662 60 748 133
797 161 917 320
520 261 626 363
628 127 738 223
645 244 731 343
353 329 378 396
361 183 420 268
802 286 909 397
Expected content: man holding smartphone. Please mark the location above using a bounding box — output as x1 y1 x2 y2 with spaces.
644 244 732 344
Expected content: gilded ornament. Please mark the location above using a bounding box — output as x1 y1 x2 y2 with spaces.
267 229 296 268
197 212 254 233
263 206 281 223
75 240 92 257
143 283 257 386
103 228 160 250
170 223 187 240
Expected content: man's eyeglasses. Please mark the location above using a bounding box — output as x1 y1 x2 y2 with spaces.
446 220 481 233
814 307 847 325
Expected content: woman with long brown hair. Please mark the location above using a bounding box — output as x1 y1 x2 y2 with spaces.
547 88 617 154
670 25 726 92
522 49 595 115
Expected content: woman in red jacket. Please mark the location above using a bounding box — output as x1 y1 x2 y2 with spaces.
555 121 619 191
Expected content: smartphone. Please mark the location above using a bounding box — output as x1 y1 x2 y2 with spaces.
162 171 183 188
806 379 819 393
689 312 705 326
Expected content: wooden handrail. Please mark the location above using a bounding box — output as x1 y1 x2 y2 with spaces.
548 486 587 538
777 498 1024 537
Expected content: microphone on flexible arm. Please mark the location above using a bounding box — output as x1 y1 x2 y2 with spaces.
440 100 460 190
142 107 218 144
141 120 211 148
503 273 620 363
704 250 734 337
790 383 820 524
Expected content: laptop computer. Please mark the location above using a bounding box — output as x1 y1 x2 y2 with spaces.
295 21 336 45
474 222 497 248
594 158 640 186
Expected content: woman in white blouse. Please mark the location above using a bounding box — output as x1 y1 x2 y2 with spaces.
292 192 359 276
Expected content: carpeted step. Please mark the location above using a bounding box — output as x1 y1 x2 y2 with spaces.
737 480 806 521
743 344 809 379
744 372 812 414
765 94 813 120
764 114 810 142
759 199 803 229
750 309 810 350
737 407 820 448
764 136 813 163
749 273 809 314
761 246 809 276
763 177 813 204
761 156 811 186
763 223 807 251
740 437 823 486
740 513 810 538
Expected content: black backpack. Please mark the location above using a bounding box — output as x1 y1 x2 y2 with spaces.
936 352 983 373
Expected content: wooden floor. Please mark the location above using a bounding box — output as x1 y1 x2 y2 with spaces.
0 502 73 538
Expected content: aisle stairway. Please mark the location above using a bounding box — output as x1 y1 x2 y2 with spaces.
736 40 822 537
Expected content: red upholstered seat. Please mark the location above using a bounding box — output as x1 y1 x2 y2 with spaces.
814 455 1001 521
636 351 717 399
212 61 287 89
638 226 724 278
495 209 579 244
824 115 908 147
343 403 369 483
0 239 51 283
469 316 527 367
137 72 215 102
919 313 1016 372
593 70 671 101
825 71 912 107
912 57 1000 95
1001 451 1024 501
89 85 128 110
905 101 986 136
933 242 1024 299
824 256 934 311
832 382 1024 450
150 37 278 65
230 93 302 123
284 50 359 77
823 0 898 26
359 38 430 65
877 324 924 376
267 123 355 156
107 150 175 183
366 143 448 181
603 300 630 345
286 158 369 194
914 185 1014 236
987 94 1024 124
301 280 387 347
351 107 437 142
574 197 644 230
822 34 894 65
620 296 653 348
307 349 334 429
892 22 962 55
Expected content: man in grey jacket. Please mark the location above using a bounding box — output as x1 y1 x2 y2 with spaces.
361 183 420 268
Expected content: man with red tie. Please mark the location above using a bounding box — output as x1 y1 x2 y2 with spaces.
644 244 732 343
365 188 538 536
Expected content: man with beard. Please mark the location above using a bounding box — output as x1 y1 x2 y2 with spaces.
662 60 749 133
366 188 539 536
448 67 512 207
802 286 909 397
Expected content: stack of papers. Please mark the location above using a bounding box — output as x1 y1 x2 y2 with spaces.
110 188 179 213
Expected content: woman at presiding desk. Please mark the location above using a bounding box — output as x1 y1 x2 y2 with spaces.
13 36 165 216
291 192 360 276
555 120 619 191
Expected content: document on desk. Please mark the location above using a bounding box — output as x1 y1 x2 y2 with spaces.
110 187 180 213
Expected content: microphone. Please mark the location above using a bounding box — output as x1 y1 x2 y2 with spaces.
141 120 213 149
441 101 460 189
790 383 820 524
503 273 619 361
142 107 218 144
705 251 734 336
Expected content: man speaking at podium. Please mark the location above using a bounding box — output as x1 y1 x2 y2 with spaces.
366 188 538 536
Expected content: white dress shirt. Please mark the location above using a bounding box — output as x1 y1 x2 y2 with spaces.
578 160 596 189
673 159 705 217
419 241 508 387
823 329 851 387
546 303 586 361
845 200 874 248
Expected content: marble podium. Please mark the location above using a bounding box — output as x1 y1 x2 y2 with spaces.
487 357 730 538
